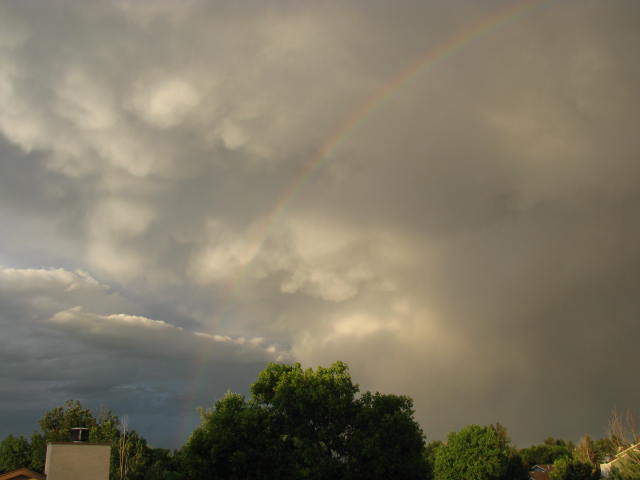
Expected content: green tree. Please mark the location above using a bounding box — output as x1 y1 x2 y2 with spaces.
0 434 32 472
346 392 428 480
27 400 152 480
252 361 359 478
37 399 97 442
608 409 640 480
593 437 616 464
575 435 596 466
28 433 46 473
489 423 528 480
182 361 427 480
424 440 443 480
91 407 120 443
117 428 149 480
434 424 527 480
609 463 640 480
546 438 570 447
28 400 100 474
142 448 180 480
550 456 596 480
520 443 571 467
182 391 290 480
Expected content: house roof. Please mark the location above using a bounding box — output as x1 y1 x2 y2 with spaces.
600 441 640 475
614 441 640 460
529 464 554 480
0 468 46 480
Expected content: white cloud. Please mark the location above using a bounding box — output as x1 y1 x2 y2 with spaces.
54 67 119 131
49 306 286 363
90 198 156 239
0 266 129 316
130 78 200 129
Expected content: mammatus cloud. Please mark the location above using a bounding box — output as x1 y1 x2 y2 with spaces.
0 0 639 447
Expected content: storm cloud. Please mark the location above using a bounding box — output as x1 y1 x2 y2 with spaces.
1 0 639 447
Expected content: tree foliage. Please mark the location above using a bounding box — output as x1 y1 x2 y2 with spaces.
182 361 427 480
434 424 527 480
0 434 31 473
520 443 572 467
608 409 640 480
38 399 97 442
0 399 172 480
592 437 616 465
423 441 443 480
575 435 594 464
550 456 596 480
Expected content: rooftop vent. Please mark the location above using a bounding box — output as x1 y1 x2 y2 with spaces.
70 427 89 443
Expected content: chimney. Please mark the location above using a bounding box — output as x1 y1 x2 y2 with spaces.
70 427 89 442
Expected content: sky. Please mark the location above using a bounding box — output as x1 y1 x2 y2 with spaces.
1 0 639 449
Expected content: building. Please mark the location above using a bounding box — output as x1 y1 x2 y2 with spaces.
0 468 46 480
600 441 640 478
529 464 554 480
44 442 111 480
2 428 111 480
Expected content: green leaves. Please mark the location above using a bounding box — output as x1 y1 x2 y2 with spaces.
0 434 31 472
520 443 571 466
183 361 427 480
550 456 596 480
434 424 525 480
38 399 97 443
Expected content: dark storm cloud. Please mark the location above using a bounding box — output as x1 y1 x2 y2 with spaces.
0 0 638 447
0 266 285 446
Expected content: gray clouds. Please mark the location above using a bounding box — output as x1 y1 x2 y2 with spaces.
0 266 284 445
0 0 639 447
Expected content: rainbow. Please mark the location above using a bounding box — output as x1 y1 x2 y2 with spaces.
176 0 553 444
251 0 553 238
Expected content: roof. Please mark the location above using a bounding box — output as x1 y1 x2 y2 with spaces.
529 464 554 480
0 468 46 480
600 441 640 476
46 441 110 446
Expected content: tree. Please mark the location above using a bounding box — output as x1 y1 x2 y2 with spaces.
574 435 600 478
252 361 359 479
346 392 428 479
182 361 428 480
593 437 616 465
424 441 443 480
520 443 571 467
117 423 148 480
490 423 528 480
141 448 181 480
24 399 101 473
607 409 640 479
550 456 596 480
91 406 120 443
27 400 152 480
0 434 31 472
37 399 97 442
434 424 527 480
28 433 46 473
546 438 570 447
28 400 100 474
181 391 290 480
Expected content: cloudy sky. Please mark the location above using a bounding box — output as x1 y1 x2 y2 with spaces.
1 0 639 449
